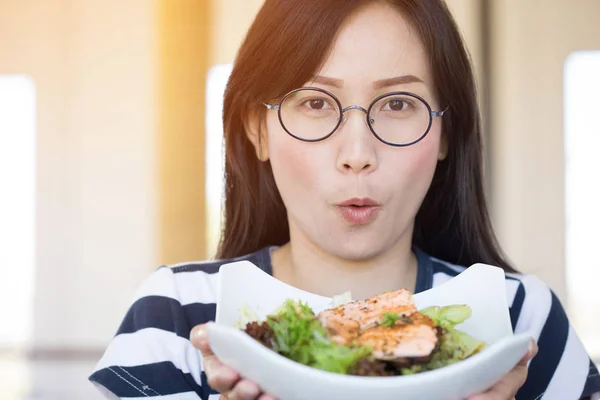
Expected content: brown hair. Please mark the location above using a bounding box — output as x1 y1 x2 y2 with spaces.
216 0 515 272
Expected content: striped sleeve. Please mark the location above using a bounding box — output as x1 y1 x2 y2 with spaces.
89 265 222 400
510 274 600 400
430 258 600 399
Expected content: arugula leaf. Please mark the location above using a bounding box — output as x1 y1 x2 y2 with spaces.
379 312 400 327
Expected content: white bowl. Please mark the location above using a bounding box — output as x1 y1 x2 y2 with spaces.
207 261 532 400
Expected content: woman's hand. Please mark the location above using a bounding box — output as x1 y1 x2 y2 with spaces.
191 323 277 400
467 339 538 400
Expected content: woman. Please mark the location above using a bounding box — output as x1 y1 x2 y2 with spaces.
89 1 600 399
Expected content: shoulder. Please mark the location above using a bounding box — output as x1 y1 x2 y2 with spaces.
116 247 273 336
89 247 272 399
428 255 600 399
167 246 273 275
131 246 273 307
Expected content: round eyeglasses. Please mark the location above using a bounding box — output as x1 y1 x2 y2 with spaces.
263 87 447 147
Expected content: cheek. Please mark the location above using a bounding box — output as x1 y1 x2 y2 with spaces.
266 119 323 206
408 135 440 174
385 127 441 196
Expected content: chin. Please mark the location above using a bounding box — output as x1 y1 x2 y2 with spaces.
324 239 385 261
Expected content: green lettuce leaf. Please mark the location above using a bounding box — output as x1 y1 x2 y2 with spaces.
401 305 487 375
420 304 472 329
265 299 372 374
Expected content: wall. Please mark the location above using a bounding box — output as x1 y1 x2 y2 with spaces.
0 0 158 350
210 0 265 65
489 0 600 302
158 0 211 266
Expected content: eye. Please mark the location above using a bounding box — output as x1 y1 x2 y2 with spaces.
382 99 411 112
302 98 334 110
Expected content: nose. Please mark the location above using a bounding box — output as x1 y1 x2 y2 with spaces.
336 107 378 174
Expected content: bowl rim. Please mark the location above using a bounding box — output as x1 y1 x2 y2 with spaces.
207 322 532 387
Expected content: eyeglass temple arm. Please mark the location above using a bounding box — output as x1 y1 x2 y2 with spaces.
431 105 450 118
264 103 280 111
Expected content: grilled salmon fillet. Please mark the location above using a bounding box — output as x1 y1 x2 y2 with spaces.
317 289 439 359
355 312 438 359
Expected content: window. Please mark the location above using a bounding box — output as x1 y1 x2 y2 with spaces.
0 75 36 349
564 51 600 360
205 64 233 258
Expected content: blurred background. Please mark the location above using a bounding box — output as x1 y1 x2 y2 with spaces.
0 0 598 398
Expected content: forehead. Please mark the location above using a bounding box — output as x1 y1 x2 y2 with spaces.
314 2 431 90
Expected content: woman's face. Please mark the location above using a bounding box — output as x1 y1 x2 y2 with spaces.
260 2 445 260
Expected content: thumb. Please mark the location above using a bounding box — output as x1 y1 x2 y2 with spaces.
190 322 214 356
518 339 538 366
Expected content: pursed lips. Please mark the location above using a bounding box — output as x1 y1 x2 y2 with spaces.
335 197 381 225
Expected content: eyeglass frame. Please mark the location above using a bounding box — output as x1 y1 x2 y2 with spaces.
263 87 448 147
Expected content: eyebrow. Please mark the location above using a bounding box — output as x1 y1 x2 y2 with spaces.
310 74 425 89
373 75 424 89
311 75 345 88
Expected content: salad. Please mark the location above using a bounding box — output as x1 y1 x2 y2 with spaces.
240 288 487 376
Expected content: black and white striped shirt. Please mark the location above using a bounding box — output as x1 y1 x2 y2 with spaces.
89 247 600 400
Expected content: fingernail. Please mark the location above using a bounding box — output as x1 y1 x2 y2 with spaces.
527 339 536 357
193 325 208 341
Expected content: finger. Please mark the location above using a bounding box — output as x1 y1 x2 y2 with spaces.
190 323 213 356
468 340 535 400
190 323 243 393
226 379 262 400
204 356 240 394
467 364 528 400
518 339 538 366
258 394 277 400
190 324 274 400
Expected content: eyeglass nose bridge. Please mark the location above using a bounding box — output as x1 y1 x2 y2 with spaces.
340 105 375 125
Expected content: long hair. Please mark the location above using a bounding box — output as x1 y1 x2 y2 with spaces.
216 0 515 272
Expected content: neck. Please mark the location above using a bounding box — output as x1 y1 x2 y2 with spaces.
271 226 418 301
